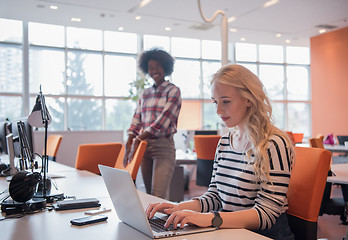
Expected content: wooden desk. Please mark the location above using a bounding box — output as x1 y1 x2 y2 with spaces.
0 162 270 240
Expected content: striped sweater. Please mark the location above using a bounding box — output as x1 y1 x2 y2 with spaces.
193 132 293 230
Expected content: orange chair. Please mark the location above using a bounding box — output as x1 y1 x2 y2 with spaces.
285 131 296 146
114 141 148 181
194 135 221 187
309 137 324 149
287 146 331 240
75 143 122 175
45 134 63 162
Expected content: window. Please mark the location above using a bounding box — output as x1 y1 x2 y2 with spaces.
0 18 22 43
236 42 311 136
67 27 102 50
172 59 200 98
67 51 103 96
171 37 200 58
0 45 23 93
104 55 136 97
0 18 311 136
28 22 64 47
29 48 65 94
144 35 170 52
104 31 137 53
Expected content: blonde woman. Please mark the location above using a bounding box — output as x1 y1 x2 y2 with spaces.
146 64 294 239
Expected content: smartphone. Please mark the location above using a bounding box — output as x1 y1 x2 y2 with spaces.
85 208 111 215
70 215 108 226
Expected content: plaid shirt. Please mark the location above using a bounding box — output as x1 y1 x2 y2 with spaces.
128 81 182 138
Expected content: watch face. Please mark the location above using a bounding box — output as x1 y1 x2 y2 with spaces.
212 212 223 228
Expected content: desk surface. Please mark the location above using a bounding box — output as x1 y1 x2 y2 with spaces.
324 144 348 153
0 161 269 240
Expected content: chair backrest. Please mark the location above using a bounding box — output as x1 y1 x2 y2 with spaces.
75 143 122 175
194 135 221 160
114 141 148 180
194 135 221 187
285 131 296 146
287 146 331 240
309 137 324 149
45 134 63 161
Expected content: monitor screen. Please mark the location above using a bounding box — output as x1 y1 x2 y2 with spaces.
10 118 34 159
194 130 218 135
0 122 9 154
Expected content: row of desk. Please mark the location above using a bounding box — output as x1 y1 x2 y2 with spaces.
0 160 270 240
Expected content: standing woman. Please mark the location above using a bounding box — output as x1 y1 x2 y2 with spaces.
124 48 182 199
146 64 294 239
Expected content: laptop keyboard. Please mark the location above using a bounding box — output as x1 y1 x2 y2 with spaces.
149 217 175 232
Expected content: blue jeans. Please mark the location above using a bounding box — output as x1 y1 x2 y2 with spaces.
141 137 176 199
253 213 295 240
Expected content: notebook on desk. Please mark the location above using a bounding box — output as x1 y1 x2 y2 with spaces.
98 165 216 239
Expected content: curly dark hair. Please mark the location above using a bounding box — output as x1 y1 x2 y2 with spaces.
138 48 175 76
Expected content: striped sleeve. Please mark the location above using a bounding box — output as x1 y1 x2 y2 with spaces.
254 135 293 230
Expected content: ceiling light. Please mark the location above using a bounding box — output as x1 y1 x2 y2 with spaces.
118 27 124 31
229 28 237 32
165 27 172 31
285 39 291 43
240 37 246 41
139 0 152 8
275 33 282 37
264 0 279 8
228 16 236 23
49 5 58 10
319 29 327 34
135 16 141 20
71 18 81 22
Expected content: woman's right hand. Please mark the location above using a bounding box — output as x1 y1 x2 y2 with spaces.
123 141 132 167
146 202 181 219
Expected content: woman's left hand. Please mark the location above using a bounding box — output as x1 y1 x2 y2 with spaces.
165 210 214 229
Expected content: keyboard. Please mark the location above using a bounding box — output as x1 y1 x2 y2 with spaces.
149 217 175 232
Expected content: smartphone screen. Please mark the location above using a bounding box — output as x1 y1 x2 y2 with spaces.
70 215 108 226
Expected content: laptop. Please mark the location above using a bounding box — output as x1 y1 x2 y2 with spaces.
98 164 216 238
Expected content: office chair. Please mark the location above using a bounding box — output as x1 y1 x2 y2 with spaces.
75 143 122 175
114 141 148 181
194 135 221 187
287 146 331 240
45 134 63 162
309 137 347 224
285 131 296 146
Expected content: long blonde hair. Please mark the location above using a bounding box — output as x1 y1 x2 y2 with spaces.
212 64 291 181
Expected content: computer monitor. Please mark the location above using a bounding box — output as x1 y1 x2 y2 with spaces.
0 122 9 154
9 118 35 159
194 130 218 135
337 135 348 145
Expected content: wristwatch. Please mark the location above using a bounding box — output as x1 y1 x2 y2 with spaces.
211 211 223 229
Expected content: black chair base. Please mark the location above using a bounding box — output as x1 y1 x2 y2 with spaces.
287 213 317 240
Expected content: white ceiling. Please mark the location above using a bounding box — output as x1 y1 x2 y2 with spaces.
1 0 348 47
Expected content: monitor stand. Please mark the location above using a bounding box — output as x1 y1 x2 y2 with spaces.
6 134 18 176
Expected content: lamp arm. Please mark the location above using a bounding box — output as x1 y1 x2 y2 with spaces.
197 0 226 23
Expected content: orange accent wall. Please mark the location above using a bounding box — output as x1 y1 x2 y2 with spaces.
177 100 202 130
310 26 348 137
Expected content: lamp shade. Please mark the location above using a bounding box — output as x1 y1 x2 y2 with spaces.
28 95 52 128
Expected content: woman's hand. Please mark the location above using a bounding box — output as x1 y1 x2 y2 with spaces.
123 140 132 167
146 202 181 219
164 210 214 229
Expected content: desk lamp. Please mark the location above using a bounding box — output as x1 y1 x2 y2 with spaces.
28 86 63 202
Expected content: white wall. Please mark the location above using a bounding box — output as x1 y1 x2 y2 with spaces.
33 130 123 167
